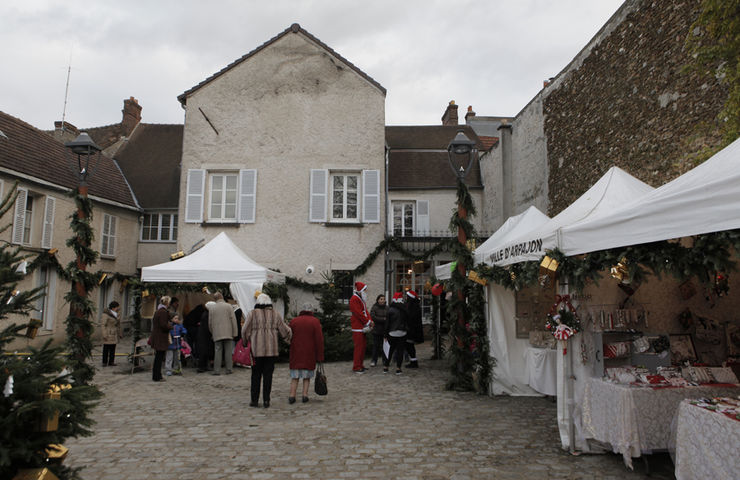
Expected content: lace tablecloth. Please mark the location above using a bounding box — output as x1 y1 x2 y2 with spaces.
580 378 739 469
673 400 740 480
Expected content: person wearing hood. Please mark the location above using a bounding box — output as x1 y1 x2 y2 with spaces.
349 282 373 373
101 301 122 367
383 292 408 375
242 293 292 408
404 290 424 369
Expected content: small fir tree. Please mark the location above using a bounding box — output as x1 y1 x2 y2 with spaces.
0 185 101 480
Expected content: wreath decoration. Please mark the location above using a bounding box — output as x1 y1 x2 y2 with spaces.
544 294 581 355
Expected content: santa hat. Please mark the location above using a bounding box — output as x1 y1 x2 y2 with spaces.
406 290 418 299
354 282 367 292
392 292 404 303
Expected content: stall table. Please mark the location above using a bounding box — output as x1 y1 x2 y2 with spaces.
580 377 738 469
525 347 557 396
672 399 740 480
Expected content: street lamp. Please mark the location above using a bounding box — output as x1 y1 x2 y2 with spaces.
64 132 101 377
447 129 478 384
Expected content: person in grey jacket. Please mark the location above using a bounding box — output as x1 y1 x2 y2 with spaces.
369 294 388 367
206 292 238 375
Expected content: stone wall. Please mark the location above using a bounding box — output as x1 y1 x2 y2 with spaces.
543 0 727 214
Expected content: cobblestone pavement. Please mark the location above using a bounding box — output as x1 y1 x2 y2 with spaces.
66 343 674 479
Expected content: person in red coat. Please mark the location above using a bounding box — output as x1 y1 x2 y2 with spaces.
349 281 373 373
288 303 325 404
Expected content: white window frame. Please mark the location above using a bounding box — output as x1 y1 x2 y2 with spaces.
35 266 57 331
101 214 117 257
330 172 360 223
392 201 415 237
141 212 178 242
208 173 239 222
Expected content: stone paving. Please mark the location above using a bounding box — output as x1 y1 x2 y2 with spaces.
65 342 674 479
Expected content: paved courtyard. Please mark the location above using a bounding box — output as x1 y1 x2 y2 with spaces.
65 343 674 479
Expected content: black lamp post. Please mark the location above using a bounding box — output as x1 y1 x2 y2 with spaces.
447 129 478 379
64 132 101 364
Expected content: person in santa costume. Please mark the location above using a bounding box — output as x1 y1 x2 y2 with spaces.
349 281 373 373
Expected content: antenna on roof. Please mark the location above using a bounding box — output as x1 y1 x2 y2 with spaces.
61 51 72 132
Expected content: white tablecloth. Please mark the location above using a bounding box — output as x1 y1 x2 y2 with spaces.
525 347 557 396
673 400 740 480
580 378 739 469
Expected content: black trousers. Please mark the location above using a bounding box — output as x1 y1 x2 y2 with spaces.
102 344 116 366
384 335 406 369
153 350 166 381
371 332 387 364
251 356 277 403
405 341 417 361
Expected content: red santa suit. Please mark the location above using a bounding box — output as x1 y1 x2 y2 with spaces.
350 281 372 372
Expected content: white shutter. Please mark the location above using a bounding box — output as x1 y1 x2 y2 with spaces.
309 169 328 222
362 169 380 223
185 169 205 223
41 196 56 249
0 179 4 200
416 200 429 235
238 169 257 223
12 188 27 245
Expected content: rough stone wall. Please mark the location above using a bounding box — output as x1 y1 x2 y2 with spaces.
543 0 728 215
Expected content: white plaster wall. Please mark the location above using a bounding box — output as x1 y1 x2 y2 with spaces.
387 189 485 235
509 95 549 215
178 31 386 296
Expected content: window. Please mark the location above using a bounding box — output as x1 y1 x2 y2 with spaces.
101 214 117 257
35 266 57 331
333 270 354 305
97 283 112 323
141 213 178 242
185 169 256 223
209 173 238 222
392 201 415 236
331 173 358 221
22 196 33 245
309 169 380 224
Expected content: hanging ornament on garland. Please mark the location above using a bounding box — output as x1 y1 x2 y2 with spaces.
714 272 729 297
544 294 581 355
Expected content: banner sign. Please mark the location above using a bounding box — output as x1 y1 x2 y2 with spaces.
489 238 544 263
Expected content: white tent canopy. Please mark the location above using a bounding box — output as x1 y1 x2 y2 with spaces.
492 166 655 266
434 206 551 280
141 232 285 311
560 136 740 255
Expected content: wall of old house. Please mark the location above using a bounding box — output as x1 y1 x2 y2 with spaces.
178 31 386 297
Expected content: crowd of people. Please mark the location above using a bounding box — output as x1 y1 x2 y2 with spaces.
143 280 423 406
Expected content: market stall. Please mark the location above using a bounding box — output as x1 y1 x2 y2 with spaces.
141 231 285 311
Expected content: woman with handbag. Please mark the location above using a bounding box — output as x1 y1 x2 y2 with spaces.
287 303 324 404
242 293 292 408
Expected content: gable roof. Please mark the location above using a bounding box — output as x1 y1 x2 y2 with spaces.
178 23 386 105
113 123 183 209
0 111 138 209
386 125 484 189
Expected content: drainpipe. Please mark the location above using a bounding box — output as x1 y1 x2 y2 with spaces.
384 142 390 297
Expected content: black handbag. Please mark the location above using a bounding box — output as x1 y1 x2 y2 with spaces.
314 362 328 396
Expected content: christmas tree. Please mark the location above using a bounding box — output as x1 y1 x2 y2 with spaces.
0 184 101 480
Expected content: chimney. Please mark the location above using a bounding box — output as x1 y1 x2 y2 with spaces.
52 121 79 143
121 97 142 135
465 105 476 123
441 100 459 126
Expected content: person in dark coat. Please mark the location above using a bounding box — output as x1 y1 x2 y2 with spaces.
150 296 173 382
287 303 324 404
196 306 213 373
404 290 424 368
383 292 408 375
183 304 205 359
369 294 388 367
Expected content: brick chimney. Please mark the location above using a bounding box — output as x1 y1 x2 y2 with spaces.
441 100 458 126
121 97 142 135
465 105 476 123
52 121 79 143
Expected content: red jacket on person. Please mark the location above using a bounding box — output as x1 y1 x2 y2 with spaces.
288 310 325 370
349 293 371 331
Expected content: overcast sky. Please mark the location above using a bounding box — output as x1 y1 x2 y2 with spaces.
1 0 623 131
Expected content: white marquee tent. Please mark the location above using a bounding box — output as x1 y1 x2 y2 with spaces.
141 232 285 311
560 136 740 254
491 166 655 266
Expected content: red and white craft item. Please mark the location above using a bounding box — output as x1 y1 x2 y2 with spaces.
546 295 580 355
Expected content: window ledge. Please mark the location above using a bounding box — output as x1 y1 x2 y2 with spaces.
100 255 117 260
200 222 241 227
323 222 365 228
